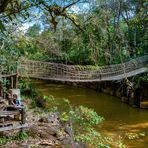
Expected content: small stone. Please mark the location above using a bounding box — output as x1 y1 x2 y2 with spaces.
61 137 73 146
38 117 49 123
74 142 87 148
39 140 54 146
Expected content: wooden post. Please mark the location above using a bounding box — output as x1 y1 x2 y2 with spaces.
11 75 13 88
3 77 6 99
13 75 16 89
15 74 18 89
0 82 2 97
21 108 26 124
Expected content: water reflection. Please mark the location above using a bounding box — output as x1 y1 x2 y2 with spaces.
32 80 148 148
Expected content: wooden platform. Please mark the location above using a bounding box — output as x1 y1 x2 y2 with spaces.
0 105 26 131
0 120 19 127
0 111 20 116
0 123 28 132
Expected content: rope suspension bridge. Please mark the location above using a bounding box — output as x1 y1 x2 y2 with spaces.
0 55 147 132
19 56 148 82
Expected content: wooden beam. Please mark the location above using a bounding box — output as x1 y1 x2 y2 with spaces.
0 123 28 132
0 111 20 116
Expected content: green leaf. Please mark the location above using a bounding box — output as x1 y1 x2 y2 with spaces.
0 20 6 32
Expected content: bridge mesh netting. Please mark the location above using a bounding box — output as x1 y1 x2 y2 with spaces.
18 56 148 82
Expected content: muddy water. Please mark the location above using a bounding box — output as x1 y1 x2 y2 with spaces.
32 80 148 148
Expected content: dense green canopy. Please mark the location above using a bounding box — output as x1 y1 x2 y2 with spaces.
0 0 147 68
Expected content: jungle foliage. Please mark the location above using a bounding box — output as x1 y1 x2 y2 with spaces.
0 1 147 147
0 0 147 68
30 94 112 147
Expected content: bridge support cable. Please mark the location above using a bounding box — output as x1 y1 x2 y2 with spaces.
18 56 148 82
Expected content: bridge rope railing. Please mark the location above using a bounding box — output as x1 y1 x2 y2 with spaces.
18 55 148 81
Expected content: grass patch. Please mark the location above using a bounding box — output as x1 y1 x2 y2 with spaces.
0 132 28 145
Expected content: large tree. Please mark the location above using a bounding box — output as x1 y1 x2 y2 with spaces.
0 0 93 31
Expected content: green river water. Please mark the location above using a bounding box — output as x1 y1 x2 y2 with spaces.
32 80 148 148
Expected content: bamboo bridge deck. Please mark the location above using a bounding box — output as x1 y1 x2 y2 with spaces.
19 56 148 82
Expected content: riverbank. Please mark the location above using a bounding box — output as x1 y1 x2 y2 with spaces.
0 98 86 147
48 73 148 109
31 79 148 148
78 76 148 109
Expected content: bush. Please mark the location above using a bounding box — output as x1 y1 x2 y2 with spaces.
39 95 111 147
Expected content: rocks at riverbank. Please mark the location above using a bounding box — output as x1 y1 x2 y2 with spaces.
0 100 87 148
86 77 148 109
49 74 147 109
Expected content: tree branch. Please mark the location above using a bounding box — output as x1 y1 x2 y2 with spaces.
65 15 84 32
0 3 33 19
0 0 12 13
64 0 80 10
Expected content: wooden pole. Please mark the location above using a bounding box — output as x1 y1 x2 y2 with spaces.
21 108 26 124
11 75 13 88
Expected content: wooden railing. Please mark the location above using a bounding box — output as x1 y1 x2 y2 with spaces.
18 56 148 82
